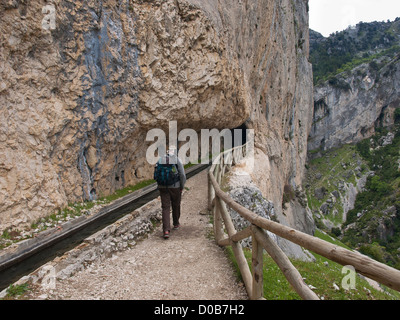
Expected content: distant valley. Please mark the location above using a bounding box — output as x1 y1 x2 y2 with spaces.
306 18 400 269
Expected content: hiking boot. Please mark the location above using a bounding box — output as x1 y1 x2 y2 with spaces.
173 224 180 230
163 231 170 239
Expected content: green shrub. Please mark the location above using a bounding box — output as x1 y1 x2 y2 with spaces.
356 139 371 160
368 176 392 196
331 227 342 237
359 243 387 263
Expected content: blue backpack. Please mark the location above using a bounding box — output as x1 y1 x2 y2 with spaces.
154 156 180 186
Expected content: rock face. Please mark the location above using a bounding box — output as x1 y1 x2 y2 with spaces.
308 56 400 152
0 0 313 234
226 168 315 261
224 0 314 233
229 184 278 248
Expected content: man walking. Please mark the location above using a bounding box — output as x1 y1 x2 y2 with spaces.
154 145 186 239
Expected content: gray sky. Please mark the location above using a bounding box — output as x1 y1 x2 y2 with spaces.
309 0 400 37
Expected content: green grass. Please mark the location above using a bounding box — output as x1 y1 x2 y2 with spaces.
100 179 155 203
2 283 30 300
0 179 157 250
225 231 400 300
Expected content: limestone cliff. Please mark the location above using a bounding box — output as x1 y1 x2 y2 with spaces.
309 53 400 152
0 0 314 235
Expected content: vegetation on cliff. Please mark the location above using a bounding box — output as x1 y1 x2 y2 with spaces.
342 124 400 269
305 122 400 270
310 18 400 84
305 144 369 230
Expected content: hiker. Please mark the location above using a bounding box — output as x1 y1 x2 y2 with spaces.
154 145 186 239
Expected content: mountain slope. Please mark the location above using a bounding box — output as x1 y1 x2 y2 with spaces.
310 18 400 84
306 126 400 269
307 19 400 270
342 126 400 269
308 18 400 152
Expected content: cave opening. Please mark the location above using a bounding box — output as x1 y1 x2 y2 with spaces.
231 122 248 147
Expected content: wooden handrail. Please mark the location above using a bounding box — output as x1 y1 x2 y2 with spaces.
251 226 319 300
208 143 400 300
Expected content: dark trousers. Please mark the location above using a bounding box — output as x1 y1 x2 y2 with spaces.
159 187 181 232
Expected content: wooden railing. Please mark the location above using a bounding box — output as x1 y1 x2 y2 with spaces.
208 143 400 300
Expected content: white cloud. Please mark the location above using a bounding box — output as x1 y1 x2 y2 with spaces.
309 0 400 37
340 4 357 30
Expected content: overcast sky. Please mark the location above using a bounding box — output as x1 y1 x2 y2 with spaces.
309 0 400 37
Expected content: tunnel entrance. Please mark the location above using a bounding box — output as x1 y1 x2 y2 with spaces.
231 122 248 147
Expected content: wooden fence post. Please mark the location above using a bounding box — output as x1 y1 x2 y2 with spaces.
251 228 264 300
252 226 319 300
216 197 253 297
213 196 224 244
208 174 214 211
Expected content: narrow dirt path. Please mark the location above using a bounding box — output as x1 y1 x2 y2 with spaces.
30 170 248 300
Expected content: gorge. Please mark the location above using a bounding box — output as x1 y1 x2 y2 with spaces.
306 21 400 267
